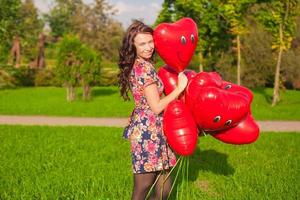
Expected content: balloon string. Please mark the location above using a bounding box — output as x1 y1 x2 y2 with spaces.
163 156 182 184
167 156 184 200
145 171 163 200
186 156 190 199
180 157 186 200
146 156 183 200
159 156 184 199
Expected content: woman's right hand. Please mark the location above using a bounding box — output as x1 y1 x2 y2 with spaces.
177 72 188 93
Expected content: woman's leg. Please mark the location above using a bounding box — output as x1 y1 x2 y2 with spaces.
132 172 158 200
151 170 172 200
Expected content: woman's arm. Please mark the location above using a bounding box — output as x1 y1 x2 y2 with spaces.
144 72 188 115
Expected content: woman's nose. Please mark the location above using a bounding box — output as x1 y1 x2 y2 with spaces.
146 44 153 51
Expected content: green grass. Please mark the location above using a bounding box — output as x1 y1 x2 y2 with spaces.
0 86 299 120
0 125 299 199
0 86 134 117
251 88 300 120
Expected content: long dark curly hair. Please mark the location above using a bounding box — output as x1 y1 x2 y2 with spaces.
118 20 154 101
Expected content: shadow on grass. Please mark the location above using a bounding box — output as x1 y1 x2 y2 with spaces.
254 87 272 103
189 147 235 179
91 87 117 97
168 146 234 199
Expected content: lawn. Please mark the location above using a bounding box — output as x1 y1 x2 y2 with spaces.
0 86 134 117
0 86 299 120
0 125 299 199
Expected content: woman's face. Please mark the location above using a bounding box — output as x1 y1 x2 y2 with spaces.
134 33 154 60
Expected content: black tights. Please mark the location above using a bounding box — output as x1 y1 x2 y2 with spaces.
131 170 172 200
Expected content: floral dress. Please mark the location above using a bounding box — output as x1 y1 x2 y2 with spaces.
123 59 177 174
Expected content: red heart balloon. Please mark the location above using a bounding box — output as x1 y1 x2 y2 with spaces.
163 100 198 156
211 114 260 144
185 72 250 131
221 81 254 103
154 18 198 72
192 87 250 131
184 70 197 81
185 72 223 106
158 65 178 95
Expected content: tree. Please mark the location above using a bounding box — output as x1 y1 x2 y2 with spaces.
9 36 21 68
221 0 256 85
56 35 81 101
44 0 83 38
256 0 300 106
19 0 44 62
78 44 101 100
36 33 46 68
56 34 101 101
1 0 44 66
46 0 123 61
74 0 123 61
0 0 22 63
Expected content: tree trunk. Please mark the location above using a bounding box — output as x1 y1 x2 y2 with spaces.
82 84 91 101
37 33 46 69
198 51 204 72
272 48 282 106
237 34 241 85
9 36 21 68
67 85 76 102
272 23 283 107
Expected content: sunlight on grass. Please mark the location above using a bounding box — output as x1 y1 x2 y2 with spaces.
0 125 299 199
0 87 299 120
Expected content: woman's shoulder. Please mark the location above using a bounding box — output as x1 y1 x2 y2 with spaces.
132 59 155 76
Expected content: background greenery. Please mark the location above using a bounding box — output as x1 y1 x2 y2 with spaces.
0 125 299 199
1 1 299 199
0 86 299 120
1 0 300 90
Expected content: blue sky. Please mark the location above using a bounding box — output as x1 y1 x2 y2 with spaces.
34 0 163 28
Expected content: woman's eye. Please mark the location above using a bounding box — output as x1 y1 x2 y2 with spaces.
181 36 187 45
191 34 195 43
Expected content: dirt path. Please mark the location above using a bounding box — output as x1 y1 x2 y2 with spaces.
1 115 300 132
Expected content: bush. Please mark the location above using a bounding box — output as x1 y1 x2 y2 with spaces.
34 68 60 87
0 65 36 86
98 68 118 86
56 34 102 101
0 68 17 89
0 65 59 87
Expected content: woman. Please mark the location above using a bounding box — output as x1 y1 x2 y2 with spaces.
118 20 188 200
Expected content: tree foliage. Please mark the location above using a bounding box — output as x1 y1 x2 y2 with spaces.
221 0 256 85
256 0 299 51
0 0 43 63
255 0 300 105
156 0 300 93
0 0 22 62
46 0 123 61
19 0 44 61
56 34 101 101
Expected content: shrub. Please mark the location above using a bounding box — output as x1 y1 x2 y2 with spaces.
56 34 102 101
98 68 118 86
0 68 17 89
34 68 60 87
0 65 36 87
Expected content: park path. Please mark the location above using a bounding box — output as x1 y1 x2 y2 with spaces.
1 115 300 132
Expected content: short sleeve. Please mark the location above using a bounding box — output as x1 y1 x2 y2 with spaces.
135 62 157 88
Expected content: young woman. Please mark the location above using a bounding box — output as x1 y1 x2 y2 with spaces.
118 20 188 200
